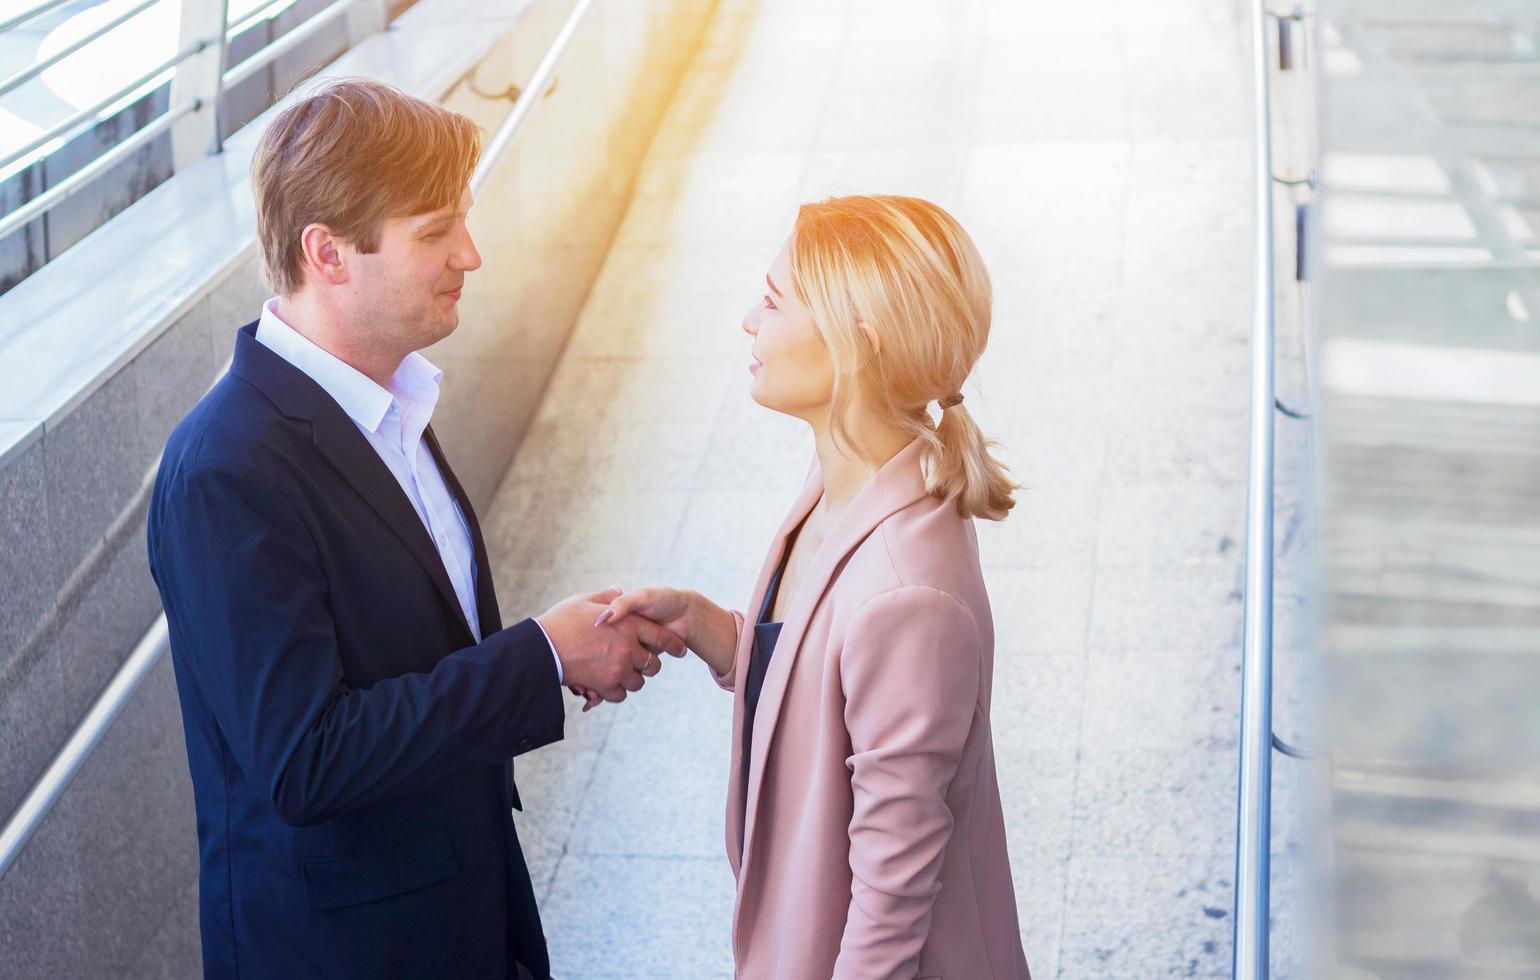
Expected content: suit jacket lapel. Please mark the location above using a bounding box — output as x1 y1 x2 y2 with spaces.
309 408 476 645
734 439 931 888
424 424 503 638
231 324 475 647
420 425 522 811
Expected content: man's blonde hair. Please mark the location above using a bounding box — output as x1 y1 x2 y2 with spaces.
791 195 1018 522
251 78 483 295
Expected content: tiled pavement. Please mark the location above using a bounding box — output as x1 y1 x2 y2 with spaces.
481 1 1314 975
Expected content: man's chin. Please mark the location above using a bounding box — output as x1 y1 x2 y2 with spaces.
416 312 459 350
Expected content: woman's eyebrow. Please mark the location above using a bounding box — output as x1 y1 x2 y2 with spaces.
766 274 783 297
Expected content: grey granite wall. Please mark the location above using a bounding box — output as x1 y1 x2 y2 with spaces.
0 1 714 975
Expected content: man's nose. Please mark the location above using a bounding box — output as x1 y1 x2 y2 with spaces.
453 232 482 273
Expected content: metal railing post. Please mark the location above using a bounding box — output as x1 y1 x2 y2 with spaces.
171 0 231 169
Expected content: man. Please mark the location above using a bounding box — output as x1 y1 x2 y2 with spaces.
146 78 674 979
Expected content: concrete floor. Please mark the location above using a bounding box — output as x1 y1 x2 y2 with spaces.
482 0 1314 976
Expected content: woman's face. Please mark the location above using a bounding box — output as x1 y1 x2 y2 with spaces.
742 235 835 420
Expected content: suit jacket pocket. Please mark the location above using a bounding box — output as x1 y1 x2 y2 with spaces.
302 828 459 910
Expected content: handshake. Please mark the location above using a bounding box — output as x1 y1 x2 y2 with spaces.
535 586 706 710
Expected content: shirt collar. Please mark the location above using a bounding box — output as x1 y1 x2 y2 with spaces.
254 298 443 434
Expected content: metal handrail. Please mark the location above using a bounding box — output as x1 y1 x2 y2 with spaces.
0 0 350 233
0 0 166 99
0 620 169 878
0 0 598 883
222 0 357 89
473 0 595 190
227 0 299 38
0 0 76 36
0 39 211 177
0 97 201 241
1233 0 1280 977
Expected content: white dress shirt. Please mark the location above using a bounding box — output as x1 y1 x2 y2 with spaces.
255 298 563 680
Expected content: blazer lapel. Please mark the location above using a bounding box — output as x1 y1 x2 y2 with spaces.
733 439 932 887
231 324 474 646
725 463 823 876
423 424 503 637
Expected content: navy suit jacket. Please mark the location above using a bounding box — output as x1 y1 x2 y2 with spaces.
147 323 564 979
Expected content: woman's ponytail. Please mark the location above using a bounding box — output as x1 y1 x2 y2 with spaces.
923 396 1017 521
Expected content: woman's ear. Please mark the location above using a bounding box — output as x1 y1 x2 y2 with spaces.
856 320 881 354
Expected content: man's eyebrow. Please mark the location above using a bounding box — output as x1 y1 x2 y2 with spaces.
766 274 782 297
417 214 452 233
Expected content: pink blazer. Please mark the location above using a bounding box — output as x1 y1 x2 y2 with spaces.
712 438 1031 979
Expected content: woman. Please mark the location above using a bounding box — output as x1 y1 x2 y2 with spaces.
592 195 1030 978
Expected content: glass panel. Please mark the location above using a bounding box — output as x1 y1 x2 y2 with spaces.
1316 2 1540 976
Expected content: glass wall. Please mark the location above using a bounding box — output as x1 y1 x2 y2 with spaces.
1315 1 1540 975
0 0 392 294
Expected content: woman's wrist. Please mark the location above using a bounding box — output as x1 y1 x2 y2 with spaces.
684 590 721 659
679 589 704 649
683 590 736 675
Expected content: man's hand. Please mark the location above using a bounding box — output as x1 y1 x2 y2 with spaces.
537 589 684 705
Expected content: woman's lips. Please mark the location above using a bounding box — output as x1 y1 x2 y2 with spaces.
749 355 762 374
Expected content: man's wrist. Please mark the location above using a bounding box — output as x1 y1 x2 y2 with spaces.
532 616 564 684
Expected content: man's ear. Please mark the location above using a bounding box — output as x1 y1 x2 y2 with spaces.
299 223 349 286
856 320 882 354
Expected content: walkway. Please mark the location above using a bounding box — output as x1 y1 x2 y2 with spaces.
482 0 1313 975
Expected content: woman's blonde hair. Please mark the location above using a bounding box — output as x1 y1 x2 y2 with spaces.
790 194 1017 521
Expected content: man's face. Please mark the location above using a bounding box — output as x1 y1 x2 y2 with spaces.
349 187 481 352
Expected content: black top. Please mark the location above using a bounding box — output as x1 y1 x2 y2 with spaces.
744 524 801 743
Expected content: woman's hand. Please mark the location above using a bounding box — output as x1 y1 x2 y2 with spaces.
570 587 739 705
604 586 740 678
567 588 696 712
594 587 696 644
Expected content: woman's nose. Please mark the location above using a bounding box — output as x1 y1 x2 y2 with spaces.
741 311 758 337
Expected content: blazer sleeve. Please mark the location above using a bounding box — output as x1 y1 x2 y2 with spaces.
833 586 982 979
706 609 747 692
150 461 565 827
